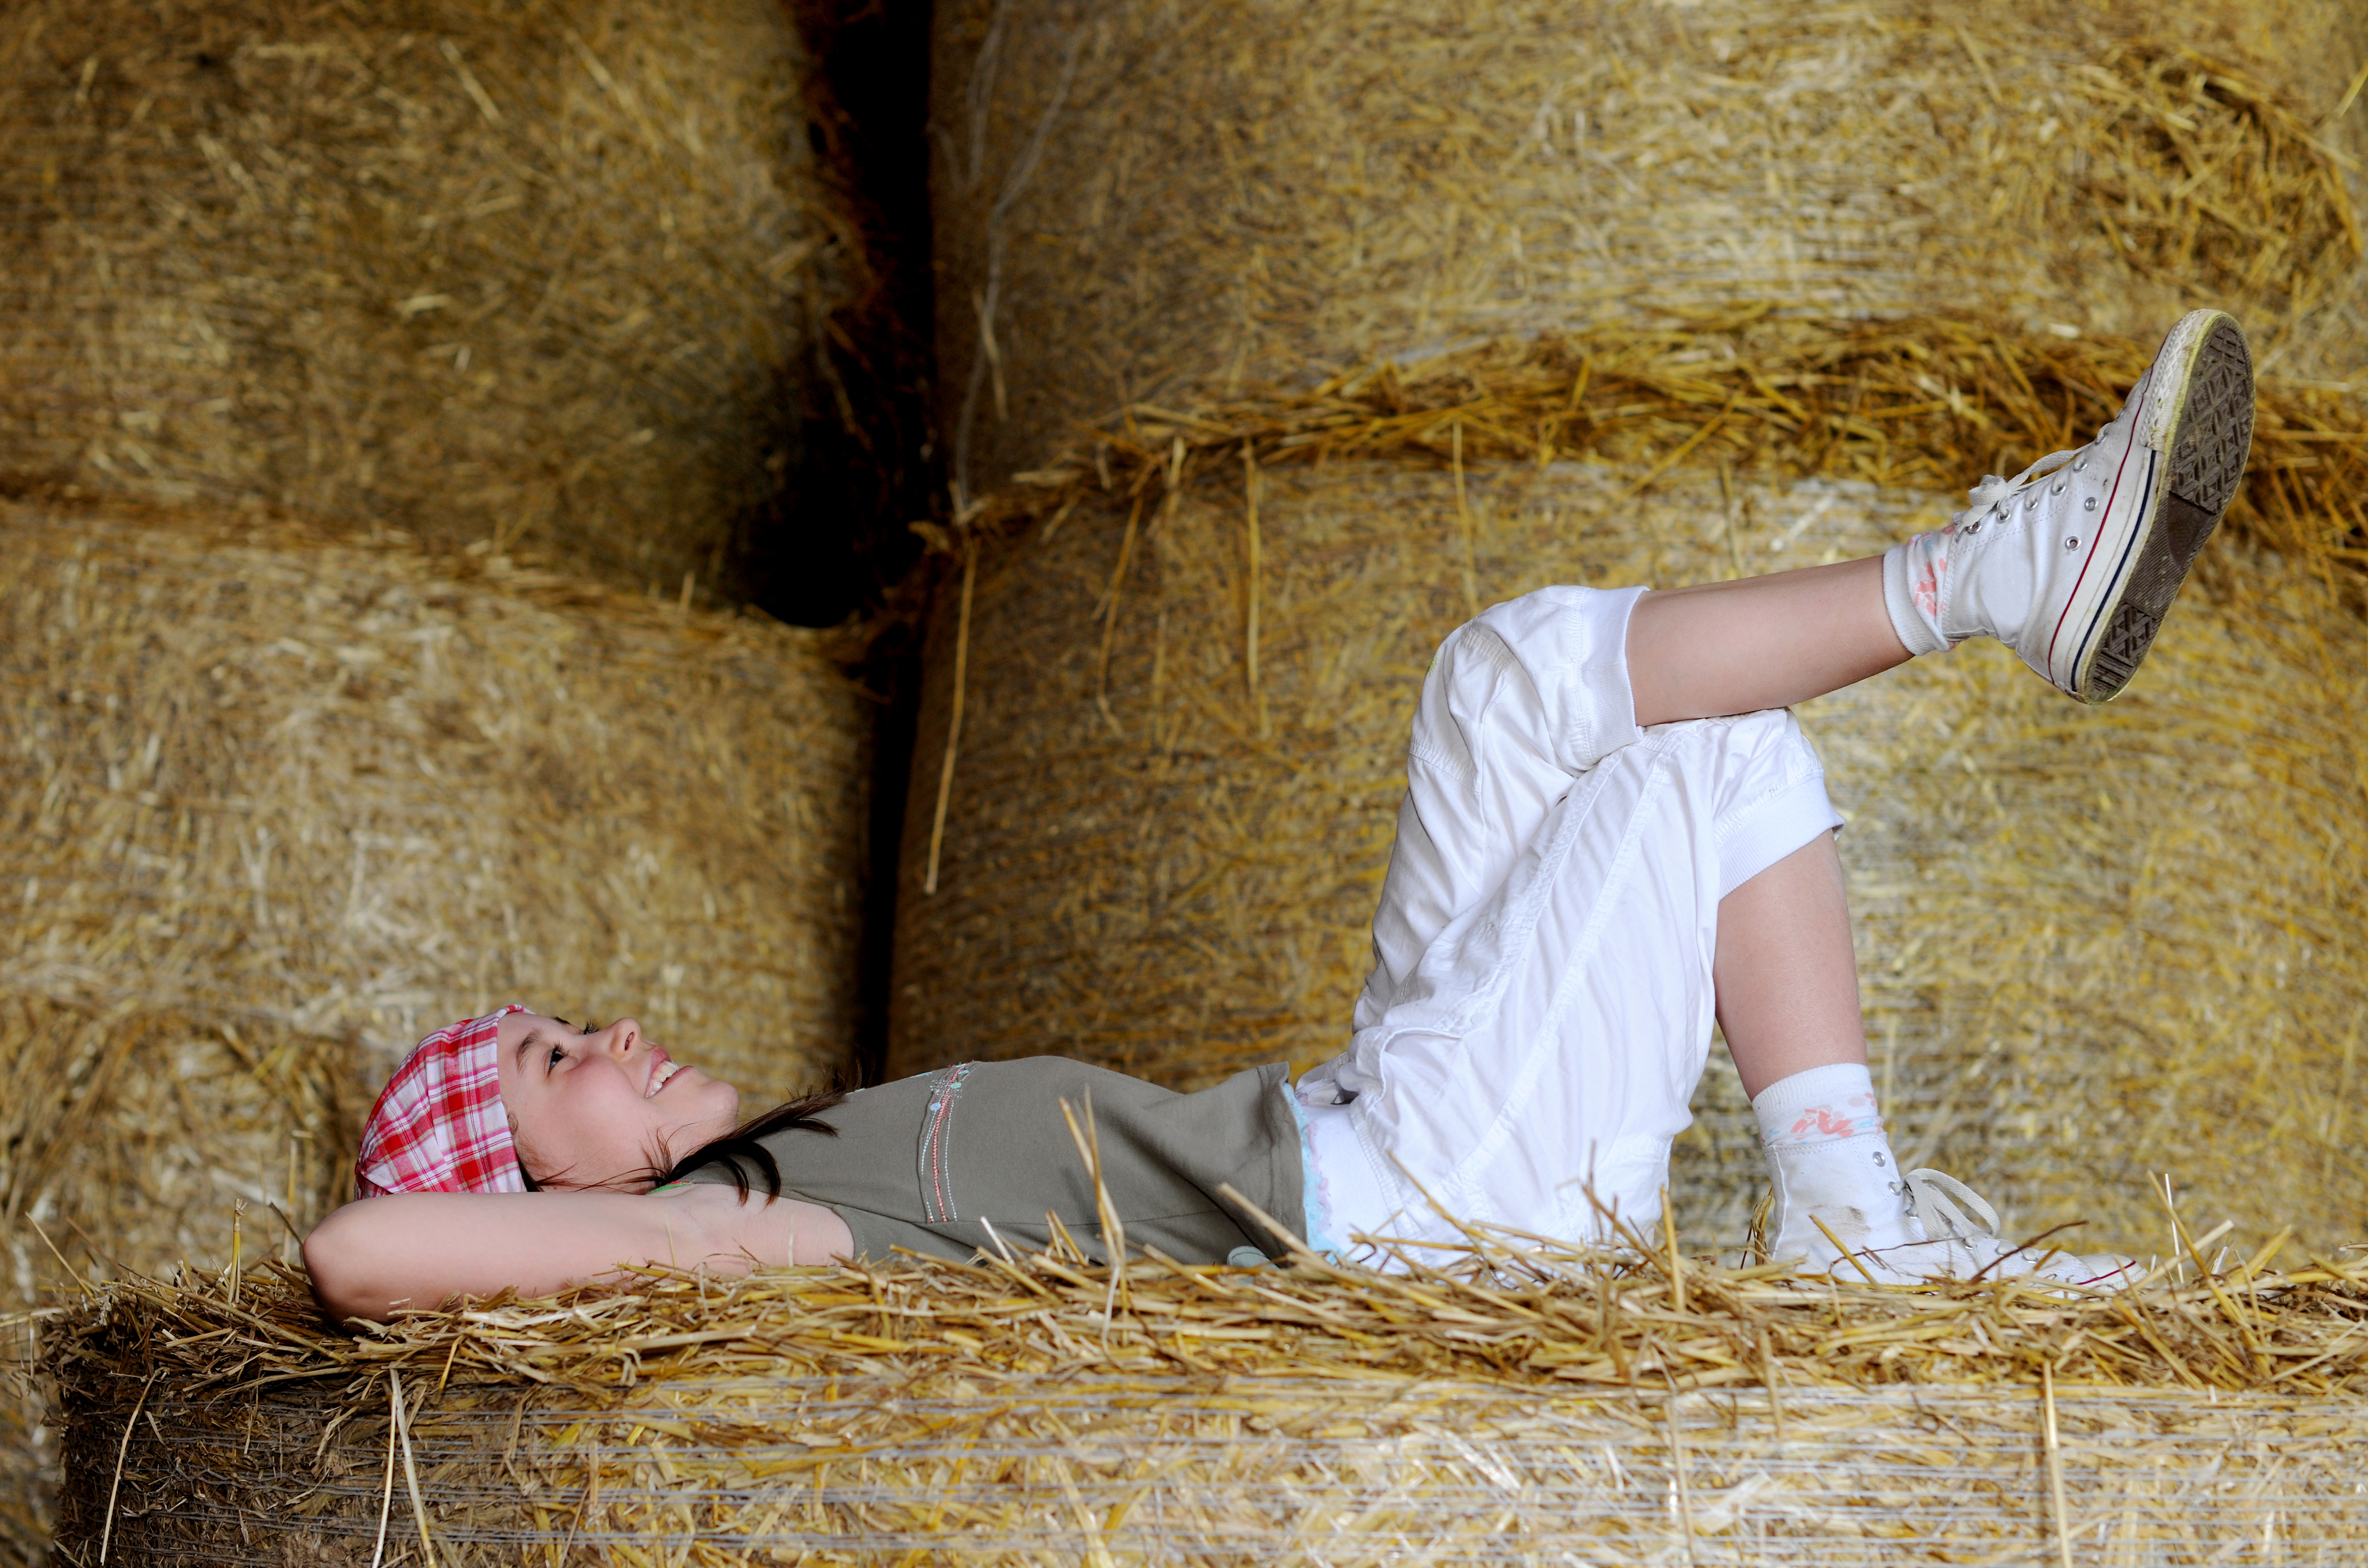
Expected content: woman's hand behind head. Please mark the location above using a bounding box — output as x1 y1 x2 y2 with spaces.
494 1013 741 1191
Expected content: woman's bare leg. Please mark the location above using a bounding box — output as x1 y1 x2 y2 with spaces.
1718 832 1916 1268
1714 832 1866 1098
1634 307 2252 728
1627 556 1910 728
1687 630 1931 1272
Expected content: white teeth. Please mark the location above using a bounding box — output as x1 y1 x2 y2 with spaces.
647 1060 681 1097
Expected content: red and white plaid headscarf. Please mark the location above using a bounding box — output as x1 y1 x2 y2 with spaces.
355 1005 533 1197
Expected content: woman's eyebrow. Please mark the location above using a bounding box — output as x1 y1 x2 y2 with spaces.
514 1027 553 1076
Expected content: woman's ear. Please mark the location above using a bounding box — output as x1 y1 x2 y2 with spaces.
508 1118 548 1191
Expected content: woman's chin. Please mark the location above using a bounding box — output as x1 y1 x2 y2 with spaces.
672 1073 740 1136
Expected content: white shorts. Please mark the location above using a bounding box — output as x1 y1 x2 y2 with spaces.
1295 584 1841 1265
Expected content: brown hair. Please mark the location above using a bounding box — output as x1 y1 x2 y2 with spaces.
656 1090 848 1200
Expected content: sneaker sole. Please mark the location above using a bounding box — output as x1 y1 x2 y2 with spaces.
2072 311 2255 703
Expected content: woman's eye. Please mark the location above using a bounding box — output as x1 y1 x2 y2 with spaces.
548 1043 567 1068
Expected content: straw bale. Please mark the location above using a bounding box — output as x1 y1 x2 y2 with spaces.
0 0 855 597
930 0 2365 501
0 503 877 1554
891 325 2368 1263
0 499 873 1557
39 1223 2368 1564
0 500 870 1238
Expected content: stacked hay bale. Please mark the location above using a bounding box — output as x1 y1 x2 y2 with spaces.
43 1242 2368 1562
927 0 2365 497
0 0 856 592
0 506 871 1220
893 0 2368 1256
0 508 873 1564
0 3 877 1557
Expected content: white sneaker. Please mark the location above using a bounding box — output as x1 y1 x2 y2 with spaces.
1822 1169 2138 1290
1763 1130 1921 1262
1888 309 2255 703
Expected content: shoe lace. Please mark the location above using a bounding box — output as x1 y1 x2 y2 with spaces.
1955 396 2132 519
1902 1167 2001 1243
1956 447 2079 519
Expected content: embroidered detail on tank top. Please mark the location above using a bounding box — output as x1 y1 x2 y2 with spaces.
918 1063 973 1222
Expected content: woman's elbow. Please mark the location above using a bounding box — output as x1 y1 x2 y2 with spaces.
301 1202 388 1324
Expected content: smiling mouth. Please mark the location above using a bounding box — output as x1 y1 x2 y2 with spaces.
646 1058 684 1098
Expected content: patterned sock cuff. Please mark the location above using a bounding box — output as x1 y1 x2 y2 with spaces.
1752 1061 1883 1146
1881 539 1950 657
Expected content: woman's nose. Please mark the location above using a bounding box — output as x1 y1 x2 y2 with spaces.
602 1017 642 1058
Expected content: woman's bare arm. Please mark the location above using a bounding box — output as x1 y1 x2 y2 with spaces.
301 1183 855 1325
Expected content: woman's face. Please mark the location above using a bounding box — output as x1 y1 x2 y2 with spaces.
494 1012 740 1190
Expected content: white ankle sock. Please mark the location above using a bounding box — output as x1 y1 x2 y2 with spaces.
1753 1063 1917 1260
1753 1061 1883 1146
1880 536 1953 657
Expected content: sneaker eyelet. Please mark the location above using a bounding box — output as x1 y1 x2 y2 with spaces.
2065 536 2081 550
2052 482 2065 495
2083 496 2098 511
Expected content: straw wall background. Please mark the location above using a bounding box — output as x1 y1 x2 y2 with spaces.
0 503 872 1564
1 0 856 599
894 0 2368 1262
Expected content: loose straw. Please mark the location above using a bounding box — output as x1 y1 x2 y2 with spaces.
1661 1187 1685 1314
95 1370 157 1566
1451 421 1480 617
2042 1360 2073 1568
1663 1368 1699 1568
391 1368 438 1568
228 1200 243 1309
369 1390 396 1568
1241 443 1266 735
1617 387 1741 503
1092 492 1145 739
924 540 978 896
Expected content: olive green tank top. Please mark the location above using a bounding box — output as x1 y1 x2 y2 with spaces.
682 1058 1309 1266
